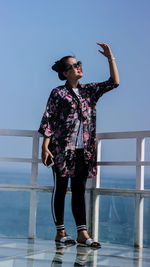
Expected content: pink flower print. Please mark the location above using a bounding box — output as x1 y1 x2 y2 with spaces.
84 132 90 142
45 129 51 136
74 113 78 119
82 111 87 117
65 95 72 102
88 154 92 159
60 91 65 97
82 102 87 111
59 161 65 169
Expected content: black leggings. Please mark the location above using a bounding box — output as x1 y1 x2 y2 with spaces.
51 149 88 232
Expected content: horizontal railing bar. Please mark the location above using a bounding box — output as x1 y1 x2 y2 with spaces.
0 129 40 137
1 158 150 167
1 158 150 166
0 184 150 197
0 184 52 192
97 161 150 166
94 188 150 197
96 130 150 140
1 129 150 139
0 184 53 192
0 157 42 163
0 184 72 193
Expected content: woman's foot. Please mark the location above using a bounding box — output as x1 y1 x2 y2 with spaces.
77 230 101 248
77 230 89 243
55 230 76 245
55 229 66 242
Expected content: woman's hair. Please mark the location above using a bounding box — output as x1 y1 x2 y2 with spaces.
52 56 75 80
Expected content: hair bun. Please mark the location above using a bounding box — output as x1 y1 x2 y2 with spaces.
52 60 63 73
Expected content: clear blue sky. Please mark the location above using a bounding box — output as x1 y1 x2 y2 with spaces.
0 0 150 175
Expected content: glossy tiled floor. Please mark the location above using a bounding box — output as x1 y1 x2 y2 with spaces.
0 237 149 266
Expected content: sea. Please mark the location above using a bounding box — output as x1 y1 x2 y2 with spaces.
0 168 150 248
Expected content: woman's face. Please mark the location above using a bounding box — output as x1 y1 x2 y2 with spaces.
63 57 83 81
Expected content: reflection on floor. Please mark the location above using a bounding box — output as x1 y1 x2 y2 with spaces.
0 237 149 266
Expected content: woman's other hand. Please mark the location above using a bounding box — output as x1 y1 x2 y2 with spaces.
41 148 54 166
97 43 113 59
96 42 119 85
41 136 54 166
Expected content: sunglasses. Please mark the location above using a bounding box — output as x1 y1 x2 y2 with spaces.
66 61 82 71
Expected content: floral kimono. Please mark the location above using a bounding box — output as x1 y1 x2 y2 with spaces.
38 77 118 178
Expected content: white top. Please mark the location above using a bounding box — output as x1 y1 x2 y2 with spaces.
72 88 84 148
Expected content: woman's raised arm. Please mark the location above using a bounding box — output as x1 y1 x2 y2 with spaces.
97 42 120 86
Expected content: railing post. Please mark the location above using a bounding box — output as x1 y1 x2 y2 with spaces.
86 139 101 241
134 137 145 248
28 132 40 239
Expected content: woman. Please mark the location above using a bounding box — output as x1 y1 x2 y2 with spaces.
38 43 119 248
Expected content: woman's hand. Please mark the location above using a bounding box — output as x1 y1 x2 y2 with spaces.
97 43 113 59
41 147 54 166
97 42 120 85
41 136 54 166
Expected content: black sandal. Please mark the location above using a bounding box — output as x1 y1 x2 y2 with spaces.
55 235 76 245
77 238 101 248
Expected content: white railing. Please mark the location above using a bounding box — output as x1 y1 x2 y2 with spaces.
87 130 150 248
0 129 150 248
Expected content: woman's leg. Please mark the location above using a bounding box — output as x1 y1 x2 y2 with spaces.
51 168 69 232
71 150 101 248
71 149 88 232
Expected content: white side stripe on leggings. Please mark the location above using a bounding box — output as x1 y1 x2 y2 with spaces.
52 169 57 223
